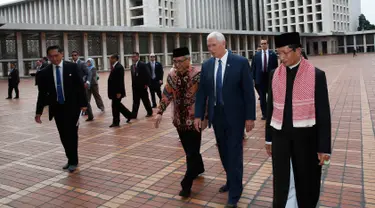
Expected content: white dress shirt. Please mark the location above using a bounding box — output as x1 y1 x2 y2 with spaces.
113 61 119 68
52 61 65 101
214 50 229 97
262 49 269 72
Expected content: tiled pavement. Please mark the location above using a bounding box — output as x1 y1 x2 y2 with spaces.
0 54 374 208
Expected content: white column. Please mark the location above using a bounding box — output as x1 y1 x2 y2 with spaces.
40 32 47 57
353 35 357 50
63 0 67 24
318 41 323 55
119 33 125 67
113 0 117 26
363 34 367 53
58 0 62 24
188 35 192 56
29 2 33 23
99 0 104 26
69 0 73 25
134 33 140 53
252 35 256 53
107 0 111 26
83 32 89 61
93 0 97 25
163 33 168 66
238 0 242 30
228 35 232 50
309 40 314 55
16 32 24 76
52 0 57 24
175 33 180 48
74 0 78 24
38 0 42 24
63 32 69 61
302 37 307 52
87 0 91 25
196 0 201 28
120 0 124 26
149 33 154 54
259 0 264 31
236 35 240 55
252 0 258 30
192 0 196 28
344 36 347 54
231 0 235 30
125 0 130 26
102 33 108 71
199 34 203 63
244 0 250 30
245 36 249 59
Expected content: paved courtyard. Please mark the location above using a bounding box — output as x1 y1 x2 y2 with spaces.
0 54 374 208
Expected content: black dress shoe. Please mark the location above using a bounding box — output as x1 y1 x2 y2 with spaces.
109 124 120 128
192 169 205 179
126 118 132 123
5 97 11 99
86 118 94 121
178 189 191 198
14 97 19 99
68 165 77 173
219 184 229 193
62 163 69 170
224 204 237 208
261 116 266 120
145 114 153 118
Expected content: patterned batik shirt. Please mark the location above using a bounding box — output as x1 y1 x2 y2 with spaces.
157 66 201 131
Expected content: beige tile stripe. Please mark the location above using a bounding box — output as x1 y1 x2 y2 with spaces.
360 69 375 205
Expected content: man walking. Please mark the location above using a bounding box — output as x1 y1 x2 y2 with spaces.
265 32 331 207
130 52 153 118
155 47 206 198
35 45 87 173
251 39 278 120
6 62 20 99
108 54 132 127
147 53 164 108
195 31 256 207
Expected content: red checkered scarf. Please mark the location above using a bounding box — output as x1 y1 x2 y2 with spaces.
270 58 316 130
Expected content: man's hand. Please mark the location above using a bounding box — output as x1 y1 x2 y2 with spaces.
245 120 255 132
81 107 87 112
154 114 162 128
194 118 202 132
265 144 272 157
159 80 163 85
35 114 42 124
318 153 330 166
116 93 121 99
201 119 208 131
84 83 89 89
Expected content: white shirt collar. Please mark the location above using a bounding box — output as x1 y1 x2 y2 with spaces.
263 49 269 54
216 50 229 63
113 61 118 68
54 60 63 68
288 58 302 69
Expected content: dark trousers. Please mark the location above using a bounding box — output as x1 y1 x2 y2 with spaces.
86 88 94 119
177 129 205 191
212 105 244 205
90 84 105 110
132 87 153 118
272 128 322 208
54 105 80 166
111 98 132 124
8 85 19 98
149 79 162 107
256 72 269 117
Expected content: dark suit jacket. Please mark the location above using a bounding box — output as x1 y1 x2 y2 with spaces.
195 51 256 127
74 59 89 82
131 61 151 89
41 62 49 69
89 67 98 86
147 61 164 82
108 62 126 100
8 68 20 87
251 50 278 85
36 61 87 121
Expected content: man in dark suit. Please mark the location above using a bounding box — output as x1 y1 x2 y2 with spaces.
41 57 49 69
251 39 278 120
131 52 153 118
147 53 164 108
195 32 256 208
71 51 90 116
108 54 132 127
6 62 20 99
35 45 87 173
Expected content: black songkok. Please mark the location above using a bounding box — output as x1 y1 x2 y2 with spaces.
275 32 302 48
173 47 190 58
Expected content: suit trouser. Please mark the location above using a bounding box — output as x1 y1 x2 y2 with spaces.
111 98 132 124
177 129 205 191
54 104 80 166
212 105 244 205
132 87 153 118
90 84 105 110
257 73 269 117
8 85 19 98
86 88 94 119
149 79 162 106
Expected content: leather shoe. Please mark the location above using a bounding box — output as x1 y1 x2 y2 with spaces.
261 116 266 120
145 114 153 118
86 118 94 121
5 97 11 99
68 165 77 173
14 97 19 99
62 163 69 170
219 184 229 193
126 118 131 123
109 124 120 128
224 204 237 208
192 169 205 179
178 189 191 198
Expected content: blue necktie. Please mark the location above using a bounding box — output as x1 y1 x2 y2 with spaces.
216 60 223 105
55 66 64 104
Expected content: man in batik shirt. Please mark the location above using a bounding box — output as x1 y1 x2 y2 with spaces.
155 47 207 198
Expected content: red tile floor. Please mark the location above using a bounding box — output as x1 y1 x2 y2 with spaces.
0 54 374 208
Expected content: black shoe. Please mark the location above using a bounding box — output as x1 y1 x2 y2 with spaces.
261 116 266 120
126 118 131 123
219 184 229 193
224 204 237 208
14 97 19 99
62 163 69 170
145 114 153 118
192 169 205 179
178 189 191 198
109 124 120 128
68 165 77 173
152 105 157 108
5 97 11 99
86 118 94 122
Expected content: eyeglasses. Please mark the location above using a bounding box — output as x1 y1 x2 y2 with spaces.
173 58 187 64
72 54 78 57
277 49 294 56
260 43 267 45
